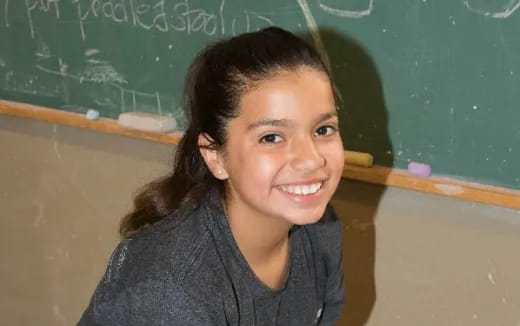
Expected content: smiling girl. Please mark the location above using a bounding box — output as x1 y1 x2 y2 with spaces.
79 27 345 325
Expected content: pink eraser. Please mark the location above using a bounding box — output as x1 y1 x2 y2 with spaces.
408 161 431 177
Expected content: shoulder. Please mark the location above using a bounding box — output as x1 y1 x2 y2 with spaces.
118 204 211 280
95 203 223 302
80 204 228 324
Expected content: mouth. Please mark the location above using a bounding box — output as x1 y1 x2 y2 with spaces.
277 181 325 196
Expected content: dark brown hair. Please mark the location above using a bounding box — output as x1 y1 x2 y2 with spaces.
119 27 330 237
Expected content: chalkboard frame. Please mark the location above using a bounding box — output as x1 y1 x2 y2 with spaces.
1 100 518 209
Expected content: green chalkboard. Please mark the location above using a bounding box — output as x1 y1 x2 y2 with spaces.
1 0 519 190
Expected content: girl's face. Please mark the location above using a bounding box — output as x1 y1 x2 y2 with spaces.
216 68 344 226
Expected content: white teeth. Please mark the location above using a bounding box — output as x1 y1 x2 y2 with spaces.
280 182 323 195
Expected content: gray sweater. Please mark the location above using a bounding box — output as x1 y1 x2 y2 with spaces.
78 192 345 325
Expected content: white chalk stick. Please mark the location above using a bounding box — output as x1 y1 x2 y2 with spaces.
117 112 177 133
85 109 100 120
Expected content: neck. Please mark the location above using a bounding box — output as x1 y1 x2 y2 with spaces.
226 203 292 263
224 196 293 288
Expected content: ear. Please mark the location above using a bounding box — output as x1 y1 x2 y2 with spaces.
198 133 229 180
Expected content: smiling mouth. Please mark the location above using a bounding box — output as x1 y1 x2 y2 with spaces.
278 181 324 195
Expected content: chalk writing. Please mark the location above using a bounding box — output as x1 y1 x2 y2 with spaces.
83 60 127 84
1 69 63 97
73 0 169 39
463 0 520 18
2 0 275 40
317 0 374 19
114 84 165 114
228 10 274 36
85 48 100 56
169 0 221 36
30 45 177 118
4 0 516 43
25 0 61 39
35 48 127 85
35 49 52 61
310 0 520 20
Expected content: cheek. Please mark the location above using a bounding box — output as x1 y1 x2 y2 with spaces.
247 154 283 181
325 142 346 173
230 148 284 187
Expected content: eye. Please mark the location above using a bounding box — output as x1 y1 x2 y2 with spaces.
315 125 336 136
260 134 284 144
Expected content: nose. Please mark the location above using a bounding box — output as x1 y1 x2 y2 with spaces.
289 138 325 172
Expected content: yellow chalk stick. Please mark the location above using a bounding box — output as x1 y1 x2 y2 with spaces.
344 150 374 168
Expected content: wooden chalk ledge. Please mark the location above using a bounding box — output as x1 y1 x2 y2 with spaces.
1 100 519 210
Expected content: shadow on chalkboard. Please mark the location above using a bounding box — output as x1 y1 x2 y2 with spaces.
305 28 393 325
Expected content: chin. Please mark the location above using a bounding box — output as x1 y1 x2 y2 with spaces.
286 206 327 226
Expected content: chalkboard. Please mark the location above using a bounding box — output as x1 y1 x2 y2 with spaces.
1 0 519 190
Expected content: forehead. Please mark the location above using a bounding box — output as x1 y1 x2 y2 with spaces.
235 68 335 122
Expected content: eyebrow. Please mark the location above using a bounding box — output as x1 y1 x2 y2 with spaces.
246 111 338 132
315 111 338 124
246 118 290 131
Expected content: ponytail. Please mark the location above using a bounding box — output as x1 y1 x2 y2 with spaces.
119 127 222 237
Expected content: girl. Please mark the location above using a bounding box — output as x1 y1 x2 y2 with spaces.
79 27 345 325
